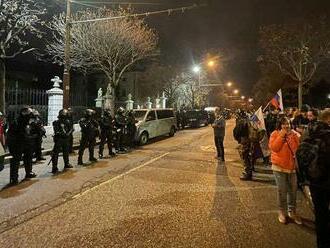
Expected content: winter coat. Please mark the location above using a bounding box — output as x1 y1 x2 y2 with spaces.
269 130 299 171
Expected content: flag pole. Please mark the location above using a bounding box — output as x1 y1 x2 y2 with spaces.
262 101 271 112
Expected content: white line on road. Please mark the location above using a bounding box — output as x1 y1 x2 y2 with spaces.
72 152 170 199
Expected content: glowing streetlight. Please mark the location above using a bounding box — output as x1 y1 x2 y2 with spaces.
227 81 232 87
233 89 239 94
192 66 201 73
327 94 330 99
248 98 253 103
207 60 215 67
241 95 245 100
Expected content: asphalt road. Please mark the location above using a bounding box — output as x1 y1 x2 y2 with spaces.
0 120 316 248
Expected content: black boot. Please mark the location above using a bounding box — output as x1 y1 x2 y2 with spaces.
78 157 84 165
89 157 98 162
64 164 73 169
240 173 252 181
52 167 59 174
25 172 37 179
9 178 19 186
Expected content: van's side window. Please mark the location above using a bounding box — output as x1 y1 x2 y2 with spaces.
146 111 156 121
157 110 174 119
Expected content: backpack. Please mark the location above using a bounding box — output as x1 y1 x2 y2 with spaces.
233 119 249 142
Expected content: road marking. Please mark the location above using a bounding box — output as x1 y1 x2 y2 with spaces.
72 152 170 199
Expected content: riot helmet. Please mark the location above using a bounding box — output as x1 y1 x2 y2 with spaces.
58 109 69 119
104 109 112 117
32 109 40 117
85 109 94 117
116 107 125 115
20 107 33 117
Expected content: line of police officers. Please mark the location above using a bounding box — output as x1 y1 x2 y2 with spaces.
7 106 137 186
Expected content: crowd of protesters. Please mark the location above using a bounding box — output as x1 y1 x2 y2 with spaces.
232 105 330 248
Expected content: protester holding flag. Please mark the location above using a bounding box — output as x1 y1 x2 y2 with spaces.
269 116 302 225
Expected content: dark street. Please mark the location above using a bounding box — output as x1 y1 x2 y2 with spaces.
0 120 315 247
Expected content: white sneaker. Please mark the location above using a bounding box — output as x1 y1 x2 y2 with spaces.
288 211 302 225
278 211 287 224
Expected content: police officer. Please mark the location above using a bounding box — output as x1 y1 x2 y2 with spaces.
31 109 46 161
67 108 75 154
7 107 37 185
98 109 115 158
126 110 137 149
78 109 99 165
51 109 73 174
114 107 128 152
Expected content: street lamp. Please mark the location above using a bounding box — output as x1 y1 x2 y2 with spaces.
192 65 201 73
233 89 239 94
192 65 201 87
207 60 215 67
227 81 232 87
241 95 245 100
248 98 253 103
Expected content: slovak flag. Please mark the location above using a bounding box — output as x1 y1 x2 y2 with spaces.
270 89 284 111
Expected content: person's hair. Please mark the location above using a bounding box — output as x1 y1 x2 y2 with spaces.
308 108 319 118
319 108 330 123
275 116 291 130
293 109 300 118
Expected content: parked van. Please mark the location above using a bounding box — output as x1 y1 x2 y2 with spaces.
185 110 209 128
133 109 177 145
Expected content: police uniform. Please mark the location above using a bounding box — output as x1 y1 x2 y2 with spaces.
99 110 115 158
114 107 127 152
7 107 36 185
78 109 99 165
31 110 46 161
126 111 137 149
51 109 73 173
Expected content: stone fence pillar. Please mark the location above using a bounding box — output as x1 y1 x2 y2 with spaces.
47 76 63 125
160 92 167 109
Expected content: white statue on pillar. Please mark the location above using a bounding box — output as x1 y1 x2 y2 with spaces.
160 91 167 109
126 93 134 110
47 76 64 125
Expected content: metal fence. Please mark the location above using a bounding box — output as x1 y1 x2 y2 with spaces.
5 87 49 123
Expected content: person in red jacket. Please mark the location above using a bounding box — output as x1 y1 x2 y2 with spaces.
269 116 302 225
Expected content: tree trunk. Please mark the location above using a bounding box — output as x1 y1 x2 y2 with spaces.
0 60 5 114
298 81 303 110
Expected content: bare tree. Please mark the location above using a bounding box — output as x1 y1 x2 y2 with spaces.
178 73 209 109
259 19 330 109
46 8 158 109
139 64 183 107
0 0 44 113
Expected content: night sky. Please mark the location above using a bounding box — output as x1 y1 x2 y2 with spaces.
140 0 330 94
11 0 330 95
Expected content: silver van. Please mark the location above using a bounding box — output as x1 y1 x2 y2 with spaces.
133 109 177 145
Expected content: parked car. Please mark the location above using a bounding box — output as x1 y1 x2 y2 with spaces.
185 110 209 128
133 109 177 145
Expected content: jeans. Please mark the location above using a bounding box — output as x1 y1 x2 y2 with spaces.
214 136 224 159
273 171 298 212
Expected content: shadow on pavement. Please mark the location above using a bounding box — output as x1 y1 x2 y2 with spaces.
0 179 39 198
